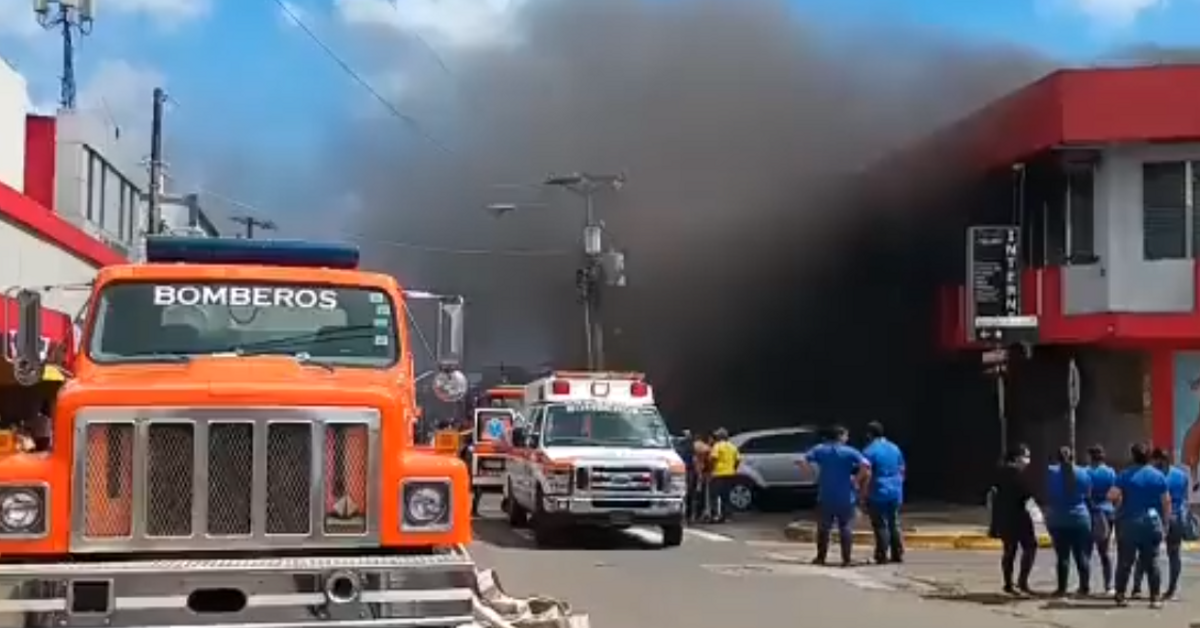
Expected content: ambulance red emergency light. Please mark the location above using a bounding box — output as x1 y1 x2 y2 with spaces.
528 371 653 405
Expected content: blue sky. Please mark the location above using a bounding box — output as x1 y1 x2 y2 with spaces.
0 0 1193 227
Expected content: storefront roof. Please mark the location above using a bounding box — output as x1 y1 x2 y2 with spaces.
897 64 1200 177
0 181 126 268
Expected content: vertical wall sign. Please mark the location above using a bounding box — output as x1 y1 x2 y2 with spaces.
965 225 1038 344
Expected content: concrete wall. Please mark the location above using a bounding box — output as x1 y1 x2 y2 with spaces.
1005 346 1151 491
53 109 144 258
0 215 98 318
0 61 27 193
1063 143 1200 315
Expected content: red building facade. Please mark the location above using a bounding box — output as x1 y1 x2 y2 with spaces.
935 65 1200 481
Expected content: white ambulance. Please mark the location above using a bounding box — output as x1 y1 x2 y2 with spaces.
501 371 686 548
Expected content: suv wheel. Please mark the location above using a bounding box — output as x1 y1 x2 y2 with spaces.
727 478 757 512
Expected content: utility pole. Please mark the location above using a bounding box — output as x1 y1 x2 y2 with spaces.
147 87 167 236
33 0 95 110
231 216 276 239
544 172 626 370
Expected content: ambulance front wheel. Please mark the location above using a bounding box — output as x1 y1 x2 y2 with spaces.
661 523 684 548
505 481 529 527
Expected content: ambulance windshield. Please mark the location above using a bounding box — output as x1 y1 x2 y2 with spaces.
543 403 671 449
87 281 399 367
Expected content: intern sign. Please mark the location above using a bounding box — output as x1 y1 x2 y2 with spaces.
965 225 1037 344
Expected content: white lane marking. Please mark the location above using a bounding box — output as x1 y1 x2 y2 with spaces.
826 569 895 591
623 527 663 545
505 525 732 545
702 563 895 591
684 528 734 543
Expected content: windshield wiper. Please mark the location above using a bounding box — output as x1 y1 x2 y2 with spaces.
228 348 338 373
109 353 192 364
233 325 382 353
293 353 336 373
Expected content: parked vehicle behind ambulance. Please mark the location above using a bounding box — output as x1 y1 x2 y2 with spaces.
502 371 686 548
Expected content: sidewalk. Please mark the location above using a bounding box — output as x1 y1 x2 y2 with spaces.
782 503 1200 550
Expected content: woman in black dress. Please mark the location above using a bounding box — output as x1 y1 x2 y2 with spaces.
991 444 1038 595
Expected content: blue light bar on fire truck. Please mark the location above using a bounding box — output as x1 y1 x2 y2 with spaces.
145 236 360 269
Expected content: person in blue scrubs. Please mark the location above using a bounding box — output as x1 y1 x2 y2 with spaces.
800 425 871 567
1111 442 1171 608
1086 445 1118 594
1045 446 1093 597
1132 448 1188 601
862 421 905 564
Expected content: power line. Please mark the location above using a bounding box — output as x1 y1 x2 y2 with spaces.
383 0 483 114
167 175 570 257
270 0 459 157
230 215 276 239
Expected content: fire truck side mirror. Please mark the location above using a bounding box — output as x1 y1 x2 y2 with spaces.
11 290 45 386
436 297 464 368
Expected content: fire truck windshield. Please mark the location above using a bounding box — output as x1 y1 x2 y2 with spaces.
86 281 400 367
543 403 670 449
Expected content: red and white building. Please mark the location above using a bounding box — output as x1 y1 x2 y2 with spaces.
0 59 134 379
929 65 1200 491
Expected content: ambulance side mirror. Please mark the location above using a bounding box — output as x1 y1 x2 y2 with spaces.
10 290 45 387
511 426 529 449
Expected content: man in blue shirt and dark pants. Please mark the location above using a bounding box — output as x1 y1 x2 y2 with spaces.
863 421 905 564
800 425 872 566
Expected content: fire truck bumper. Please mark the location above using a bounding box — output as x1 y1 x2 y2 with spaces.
538 495 685 527
0 552 476 628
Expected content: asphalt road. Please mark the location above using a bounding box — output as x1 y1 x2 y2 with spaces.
467 498 1199 628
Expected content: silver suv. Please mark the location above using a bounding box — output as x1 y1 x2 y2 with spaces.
726 427 820 512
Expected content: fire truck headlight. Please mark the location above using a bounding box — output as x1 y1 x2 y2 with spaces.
401 481 452 530
0 486 46 536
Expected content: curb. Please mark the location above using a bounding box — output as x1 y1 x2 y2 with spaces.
782 525 1200 551
781 526 1048 550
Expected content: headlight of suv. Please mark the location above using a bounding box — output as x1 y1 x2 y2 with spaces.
401 480 452 531
0 485 47 537
543 469 573 495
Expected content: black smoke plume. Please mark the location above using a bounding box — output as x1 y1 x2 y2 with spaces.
332 0 1052 491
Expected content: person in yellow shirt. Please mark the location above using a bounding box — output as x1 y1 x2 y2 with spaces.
708 428 740 523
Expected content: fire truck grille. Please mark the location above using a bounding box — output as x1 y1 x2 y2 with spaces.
72 408 381 552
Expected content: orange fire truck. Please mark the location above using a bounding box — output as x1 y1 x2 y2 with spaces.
0 237 475 628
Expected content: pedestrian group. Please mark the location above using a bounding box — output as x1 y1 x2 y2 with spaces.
992 441 1198 607
680 422 1197 608
680 428 741 523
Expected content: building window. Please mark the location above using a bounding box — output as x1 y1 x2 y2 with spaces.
1066 168 1096 263
1143 161 1191 260
85 151 96 221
